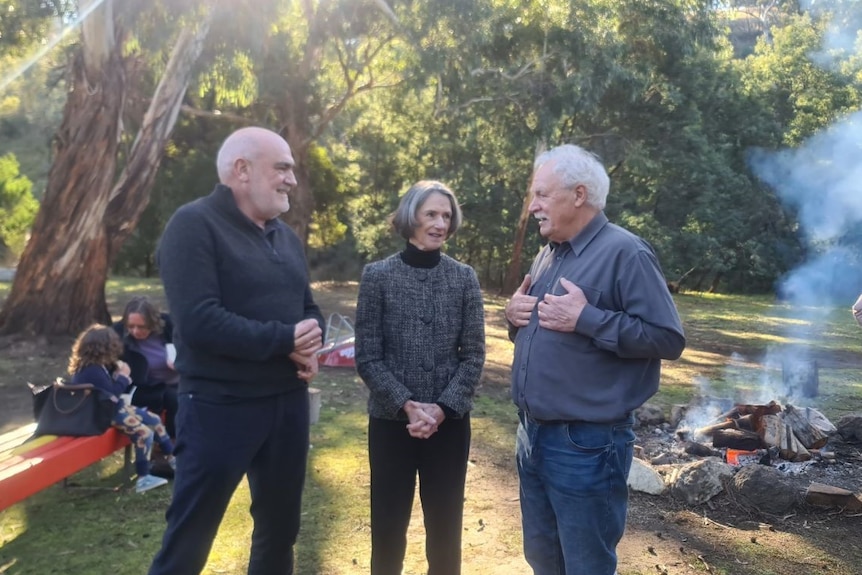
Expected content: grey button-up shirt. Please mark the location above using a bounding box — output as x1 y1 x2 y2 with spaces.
511 212 685 423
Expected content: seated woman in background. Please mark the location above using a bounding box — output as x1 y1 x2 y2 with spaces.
112 296 179 440
68 324 175 493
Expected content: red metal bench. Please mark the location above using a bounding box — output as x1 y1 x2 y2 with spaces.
0 423 131 512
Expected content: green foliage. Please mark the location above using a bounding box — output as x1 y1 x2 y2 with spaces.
0 153 37 263
6 0 862 294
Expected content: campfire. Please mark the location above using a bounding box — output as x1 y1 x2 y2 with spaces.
628 392 862 513
678 401 836 464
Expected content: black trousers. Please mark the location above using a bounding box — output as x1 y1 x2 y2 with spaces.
131 383 178 438
369 414 471 575
148 387 310 575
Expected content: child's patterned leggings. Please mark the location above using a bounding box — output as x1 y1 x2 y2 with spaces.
113 403 174 477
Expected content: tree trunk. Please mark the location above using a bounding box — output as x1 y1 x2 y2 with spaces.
502 140 544 294
0 2 209 336
502 191 532 295
105 17 212 261
0 4 124 336
281 128 315 244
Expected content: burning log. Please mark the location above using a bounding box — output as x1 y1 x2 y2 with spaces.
694 419 738 437
684 441 717 457
735 413 756 431
711 428 764 451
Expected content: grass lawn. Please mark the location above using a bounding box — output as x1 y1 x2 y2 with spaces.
1 280 862 574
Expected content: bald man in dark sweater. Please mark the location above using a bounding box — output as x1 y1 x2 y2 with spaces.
149 127 324 575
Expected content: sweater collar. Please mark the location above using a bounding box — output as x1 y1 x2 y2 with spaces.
400 241 441 269
211 183 283 234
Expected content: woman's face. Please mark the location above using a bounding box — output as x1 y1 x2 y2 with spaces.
126 312 152 340
408 192 452 252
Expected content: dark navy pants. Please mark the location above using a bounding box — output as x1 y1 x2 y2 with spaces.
148 387 310 575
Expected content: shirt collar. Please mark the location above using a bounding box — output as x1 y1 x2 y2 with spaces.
558 211 608 256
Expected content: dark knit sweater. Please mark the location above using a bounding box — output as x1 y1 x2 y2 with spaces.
157 184 325 398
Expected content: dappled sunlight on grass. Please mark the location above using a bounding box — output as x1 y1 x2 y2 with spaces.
205 478 252 574
0 507 27 548
714 329 798 345
300 416 371 571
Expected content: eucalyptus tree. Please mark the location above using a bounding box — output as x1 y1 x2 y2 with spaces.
182 0 402 243
0 0 212 336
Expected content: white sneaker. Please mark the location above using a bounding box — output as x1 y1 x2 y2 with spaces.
168 455 176 471
136 474 169 494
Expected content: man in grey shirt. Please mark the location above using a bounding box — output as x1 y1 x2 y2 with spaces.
505 144 685 575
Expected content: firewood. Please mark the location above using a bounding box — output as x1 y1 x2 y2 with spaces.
735 413 755 431
805 406 837 435
758 414 783 448
783 405 831 449
805 482 862 511
711 428 763 450
736 401 782 417
779 422 811 462
695 419 738 437
683 441 716 457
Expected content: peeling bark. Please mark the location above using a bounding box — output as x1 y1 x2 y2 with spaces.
106 17 212 260
0 3 210 336
0 46 124 335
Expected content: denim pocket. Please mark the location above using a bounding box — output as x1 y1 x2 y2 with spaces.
564 421 614 452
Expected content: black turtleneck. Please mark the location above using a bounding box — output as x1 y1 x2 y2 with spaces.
400 241 441 268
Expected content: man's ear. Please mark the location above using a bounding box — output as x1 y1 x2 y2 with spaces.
573 184 588 207
235 157 251 182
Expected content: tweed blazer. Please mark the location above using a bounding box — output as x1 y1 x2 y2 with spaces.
355 253 485 420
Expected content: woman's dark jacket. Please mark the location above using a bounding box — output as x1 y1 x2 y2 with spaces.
355 253 486 420
111 313 174 389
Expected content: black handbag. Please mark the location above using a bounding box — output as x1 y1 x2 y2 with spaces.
33 380 115 437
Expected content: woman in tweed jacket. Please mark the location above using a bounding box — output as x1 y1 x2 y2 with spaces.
355 180 485 575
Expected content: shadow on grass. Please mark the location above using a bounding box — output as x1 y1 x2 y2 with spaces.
0 455 168 575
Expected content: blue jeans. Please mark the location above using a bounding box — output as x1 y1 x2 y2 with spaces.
516 411 635 575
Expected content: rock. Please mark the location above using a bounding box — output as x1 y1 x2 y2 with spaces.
650 453 675 466
835 414 862 443
667 457 734 505
728 465 799 514
635 403 665 426
628 457 666 495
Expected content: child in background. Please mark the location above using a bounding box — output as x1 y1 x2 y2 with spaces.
68 324 175 493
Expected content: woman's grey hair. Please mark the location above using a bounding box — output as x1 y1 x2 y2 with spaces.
391 180 463 240
534 144 610 210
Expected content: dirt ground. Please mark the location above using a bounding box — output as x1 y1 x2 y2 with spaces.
2 283 862 575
